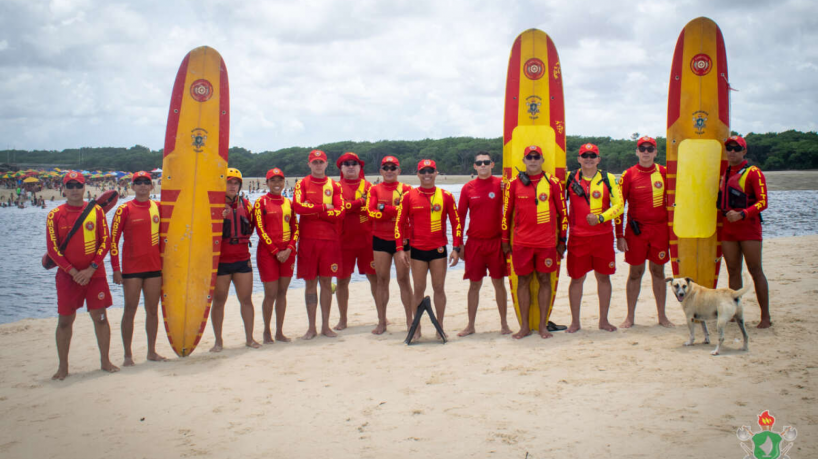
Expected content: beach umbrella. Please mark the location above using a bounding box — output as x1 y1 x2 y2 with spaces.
23 177 39 183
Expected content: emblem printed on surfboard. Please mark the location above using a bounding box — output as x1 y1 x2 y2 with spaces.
526 95 542 119
692 110 708 135
191 128 208 152
190 79 214 102
690 53 712 76
524 58 545 80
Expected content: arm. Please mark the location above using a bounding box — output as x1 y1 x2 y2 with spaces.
552 178 568 242
394 191 409 251
291 179 321 216
501 180 515 242
457 183 469 234
244 198 256 233
320 182 345 222
346 182 368 212
93 206 111 266
599 173 625 223
46 208 75 273
254 197 278 255
288 204 299 252
109 204 127 272
615 170 629 238
742 167 768 218
447 192 463 248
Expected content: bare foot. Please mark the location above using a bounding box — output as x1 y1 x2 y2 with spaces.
209 343 223 352
275 333 292 343
413 328 422 341
371 323 387 335
301 330 317 340
334 320 347 331
101 361 120 373
658 317 675 328
147 353 168 362
619 318 634 329
567 322 581 333
263 332 275 344
757 319 772 329
500 324 512 335
322 328 338 338
123 356 136 367
512 327 532 339
52 367 69 381
246 340 261 349
457 326 475 337
539 329 553 339
599 321 617 332
436 330 448 340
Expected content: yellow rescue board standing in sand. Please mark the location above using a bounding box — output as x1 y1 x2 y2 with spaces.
502 29 566 331
160 46 229 357
666 17 730 288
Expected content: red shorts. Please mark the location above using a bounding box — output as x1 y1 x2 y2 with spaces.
56 270 112 316
567 232 615 279
340 246 375 278
624 222 669 266
257 245 295 282
511 245 559 276
722 215 762 241
297 238 342 280
463 237 505 281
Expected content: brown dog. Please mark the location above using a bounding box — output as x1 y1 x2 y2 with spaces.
666 273 752 355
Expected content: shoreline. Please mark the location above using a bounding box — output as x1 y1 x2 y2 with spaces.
1 235 816 458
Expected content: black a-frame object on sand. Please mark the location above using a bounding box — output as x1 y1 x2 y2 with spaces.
405 296 446 345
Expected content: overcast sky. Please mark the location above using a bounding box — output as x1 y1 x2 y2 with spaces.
1 0 816 152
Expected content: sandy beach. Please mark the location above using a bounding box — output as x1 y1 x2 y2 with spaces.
1 235 816 458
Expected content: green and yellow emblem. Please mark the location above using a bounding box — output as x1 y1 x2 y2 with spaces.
736 411 797 459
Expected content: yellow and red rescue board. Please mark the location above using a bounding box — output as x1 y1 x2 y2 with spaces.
160 46 229 357
502 29 566 331
666 17 730 288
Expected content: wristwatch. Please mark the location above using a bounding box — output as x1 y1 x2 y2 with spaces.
598 215 604 223
90 262 99 270
378 203 385 211
453 247 461 253
740 210 746 220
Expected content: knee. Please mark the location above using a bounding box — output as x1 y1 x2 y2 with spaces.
649 264 664 279
595 274 611 286
628 267 645 281
468 281 483 292
747 264 765 278
57 317 73 330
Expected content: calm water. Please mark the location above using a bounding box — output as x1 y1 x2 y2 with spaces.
1 187 815 324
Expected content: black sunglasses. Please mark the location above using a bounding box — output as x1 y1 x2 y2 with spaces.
580 153 598 159
341 161 359 167
524 154 542 161
381 165 398 171
133 179 152 185
65 182 84 189
725 144 744 152
474 160 492 166
638 146 655 153
418 168 436 175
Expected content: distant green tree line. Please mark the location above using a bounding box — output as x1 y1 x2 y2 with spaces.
2 130 815 176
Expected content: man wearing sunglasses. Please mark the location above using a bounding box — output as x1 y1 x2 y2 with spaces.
615 137 674 329
292 150 346 339
719 135 770 328
396 159 462 340
110 171 167 366
366 156 413 334
46 172 118 380
502 145 568 339
334 152 377 332
456 152 511 337
565 143 624 333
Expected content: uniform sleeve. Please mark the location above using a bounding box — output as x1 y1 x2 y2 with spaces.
244 199 256 233
288 200 299 252
551 178 568 242
109 203 128 272
501 180 515 242
292 179 320 216
457 183 469 232
46 208 74 273
346 182 368 213
394 191 409 251
93 205 110 267
366 186 384 221
254 197 277 255
320 181 345 222
600 173 625 223
615 170 630 238
743 167 768 218
446 191 463 248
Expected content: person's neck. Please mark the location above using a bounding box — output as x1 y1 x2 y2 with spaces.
67 198 84 207
134 194 150 202
269 192 282 197
225 194 237 203
343 176 359 182
383 178 398 185
477 173 492 180
420 184 436 190
527 169 543 177
728 160 745 168
638 159 655 168
581 166 598 178
311 173 326 180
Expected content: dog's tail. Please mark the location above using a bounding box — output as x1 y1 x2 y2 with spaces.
731 272 754 299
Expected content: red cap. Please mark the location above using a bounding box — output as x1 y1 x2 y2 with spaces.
266 168 285 180
725 135 747 150
381 156 400 166
337 152 365 180
523 145 542 156
132 171 151 182
579 143 600 155
63 171 85 185
417 159 437 171
636 136 656 147
309 149 327 162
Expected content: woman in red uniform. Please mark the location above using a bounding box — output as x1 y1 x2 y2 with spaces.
110 171 166 365
210 168 260 351
719 135 770 328
254 168 298 343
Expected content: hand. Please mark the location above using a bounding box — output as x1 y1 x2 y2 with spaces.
222 207 230 218
557 242 566 258
276 248 292 263
725 210 743 222
617 238 628 252
501 242 511 255
448 249 460 267
325 204 334 211
396 250 410 268
74 267 95 286
113 271 123 285
586 213 599 226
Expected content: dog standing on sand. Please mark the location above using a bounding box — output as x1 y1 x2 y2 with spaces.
666 273 753 356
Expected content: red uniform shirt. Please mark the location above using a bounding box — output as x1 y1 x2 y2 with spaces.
615 164 668 238
502 172 567 248
567 170 624 238
254 193 299 254
292 175 345 241
219 197 254 264
366 181 412 240
458 176 503 240
395 186 462 251
339 178 373 249
110 199 161 274
46 202 109 278
719 160 768 239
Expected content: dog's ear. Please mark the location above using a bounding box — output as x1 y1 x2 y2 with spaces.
685 277 693 285
665 277 674 283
